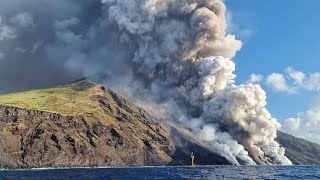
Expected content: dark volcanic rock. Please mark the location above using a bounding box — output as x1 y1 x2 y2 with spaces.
169 127 231 165
0 81 232 168
1 80 319 168
0 105 174 168
276 131 320 165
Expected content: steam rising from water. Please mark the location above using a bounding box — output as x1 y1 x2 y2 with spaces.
0 0 291 165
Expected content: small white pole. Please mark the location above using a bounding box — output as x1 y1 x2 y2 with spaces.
191 152 195 166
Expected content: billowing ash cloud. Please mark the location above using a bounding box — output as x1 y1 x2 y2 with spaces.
0 0 123 92
0 0 291 165
100 0 291 165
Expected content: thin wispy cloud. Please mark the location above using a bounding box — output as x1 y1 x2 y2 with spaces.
246 73 263 84
10 12 34 28
0 17 16 40
226 11 254 40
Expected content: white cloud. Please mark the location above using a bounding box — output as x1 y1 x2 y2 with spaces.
14 41 43 54
305 73 320 91
31 41 43 54
266 73 296 94
0 17 16 40
282 98 320 144
246 73 263 84
285 67 305 85
282 118 301 131
15 47 28 54
10 12 34 28
265 67 320 94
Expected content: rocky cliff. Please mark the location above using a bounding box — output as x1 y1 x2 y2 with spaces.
0 81 176 168
0 80 319 168
276 131 320 165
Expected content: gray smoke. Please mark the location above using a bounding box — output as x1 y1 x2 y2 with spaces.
0 0 127 92
101 0 291 165
0 0 291 165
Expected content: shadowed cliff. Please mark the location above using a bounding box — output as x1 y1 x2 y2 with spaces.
276 131 320 165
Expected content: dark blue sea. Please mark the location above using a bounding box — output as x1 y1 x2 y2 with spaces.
0 166 319 180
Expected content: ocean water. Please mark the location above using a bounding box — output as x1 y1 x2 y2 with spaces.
0 166 319 180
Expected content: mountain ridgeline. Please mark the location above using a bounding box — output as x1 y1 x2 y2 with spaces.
0 80 319 168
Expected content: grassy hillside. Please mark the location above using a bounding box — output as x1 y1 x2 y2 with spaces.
0 80 175 168
0 80 136 126
0 80 99 116
0 80 171 146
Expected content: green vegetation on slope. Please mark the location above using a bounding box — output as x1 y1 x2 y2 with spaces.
0 80 98 116
0 80 174 164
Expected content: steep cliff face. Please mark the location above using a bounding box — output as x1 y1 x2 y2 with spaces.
0 81 175 168
276 131 320 165
0 80 232 168
0 80 318 168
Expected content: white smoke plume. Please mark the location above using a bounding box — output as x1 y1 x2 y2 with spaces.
0 0 291 165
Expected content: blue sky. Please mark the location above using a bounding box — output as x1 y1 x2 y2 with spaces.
226 0 320 121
